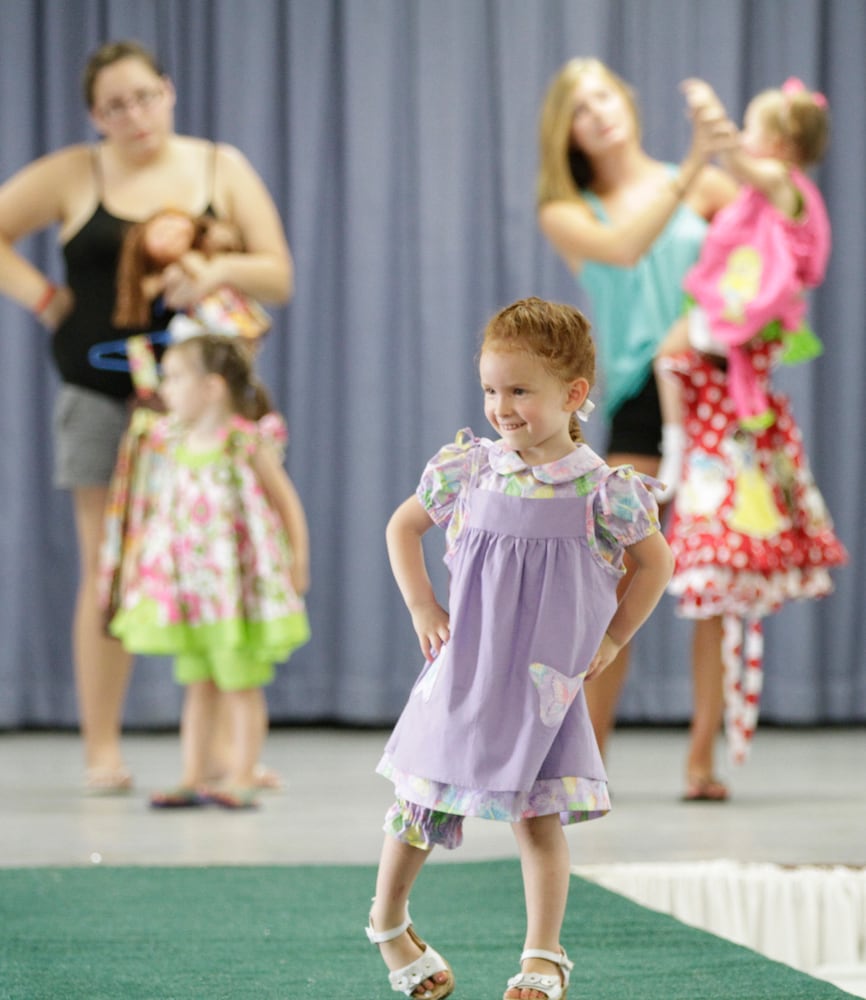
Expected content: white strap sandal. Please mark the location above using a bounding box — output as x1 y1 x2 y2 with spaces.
366 908 455 999
504 948 574 1000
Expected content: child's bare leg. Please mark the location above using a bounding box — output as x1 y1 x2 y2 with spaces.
370 834 447 996
655 356 684 428
206 690 277 787
654 318 690 501
656 314 690 426
657 314 691 359
179 680 219 787
506 814 571 999
221 686 266 789
686 616 726 788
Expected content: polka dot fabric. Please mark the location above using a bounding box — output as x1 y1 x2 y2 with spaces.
662 343 847 621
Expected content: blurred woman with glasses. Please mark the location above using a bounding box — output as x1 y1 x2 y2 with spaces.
0 40 292 793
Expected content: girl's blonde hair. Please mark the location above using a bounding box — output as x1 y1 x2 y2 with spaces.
481 297 595 443
166 333 272 421
537 57 639 205
751 83 830 167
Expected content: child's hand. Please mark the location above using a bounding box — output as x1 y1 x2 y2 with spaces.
409 601 450 662
289 561 310 597
585 632 623 682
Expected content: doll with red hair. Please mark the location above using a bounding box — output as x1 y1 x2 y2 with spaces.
113 208 270 344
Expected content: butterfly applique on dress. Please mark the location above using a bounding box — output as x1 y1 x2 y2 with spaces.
529 662 585 728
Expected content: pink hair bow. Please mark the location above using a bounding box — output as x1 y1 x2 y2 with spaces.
782 76 828 109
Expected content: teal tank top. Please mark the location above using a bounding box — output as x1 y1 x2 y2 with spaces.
578 169 708 418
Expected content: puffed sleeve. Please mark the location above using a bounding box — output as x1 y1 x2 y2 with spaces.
587 466 661 571
415 428 479 529
256 412 289 460
223 414 262 459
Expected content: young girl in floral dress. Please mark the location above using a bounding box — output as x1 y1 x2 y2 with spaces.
98 211 280 789
366 298 673 1000
108 333 310 808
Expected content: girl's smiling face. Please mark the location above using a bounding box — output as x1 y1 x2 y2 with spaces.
480 347 586 466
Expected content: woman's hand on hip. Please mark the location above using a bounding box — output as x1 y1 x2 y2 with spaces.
37 285 74 332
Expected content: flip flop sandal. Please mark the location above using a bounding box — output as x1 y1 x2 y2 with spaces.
205 788 260 810
149 787 207 809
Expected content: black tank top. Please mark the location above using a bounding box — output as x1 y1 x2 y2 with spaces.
52 145 217 398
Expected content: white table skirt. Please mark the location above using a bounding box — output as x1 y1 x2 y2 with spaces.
573 860 866 996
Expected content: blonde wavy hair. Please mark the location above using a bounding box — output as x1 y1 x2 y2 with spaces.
749 85 830 167
536 58 639 206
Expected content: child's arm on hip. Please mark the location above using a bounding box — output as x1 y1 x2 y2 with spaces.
386 495 450 661
586 531 674 680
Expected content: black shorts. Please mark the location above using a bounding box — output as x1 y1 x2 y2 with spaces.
607 375 662 458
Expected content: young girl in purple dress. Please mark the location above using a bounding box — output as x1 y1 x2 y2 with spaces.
366 297 673 1000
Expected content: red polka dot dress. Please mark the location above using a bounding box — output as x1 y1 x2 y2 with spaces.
661 342 847 761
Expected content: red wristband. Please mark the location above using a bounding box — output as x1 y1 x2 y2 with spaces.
33 283 57 316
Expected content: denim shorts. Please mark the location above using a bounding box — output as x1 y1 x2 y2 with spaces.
52 384 129 489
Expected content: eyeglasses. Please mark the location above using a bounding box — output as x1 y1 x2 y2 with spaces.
97 86 164 121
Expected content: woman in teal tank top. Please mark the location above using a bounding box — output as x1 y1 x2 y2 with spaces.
537 58 738 801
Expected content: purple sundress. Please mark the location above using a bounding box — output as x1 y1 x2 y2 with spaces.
377 430 660 826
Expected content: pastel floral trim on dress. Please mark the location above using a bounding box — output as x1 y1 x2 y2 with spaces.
384 798 465 851
415 429 661 575
377 753 610 826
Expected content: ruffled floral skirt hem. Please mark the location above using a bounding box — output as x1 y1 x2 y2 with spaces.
377 753 610 826
668 565 836 619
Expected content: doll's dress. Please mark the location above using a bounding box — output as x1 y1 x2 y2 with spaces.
377 430 660 826
166 287 271 341
107 413 309 664
661 344 846 759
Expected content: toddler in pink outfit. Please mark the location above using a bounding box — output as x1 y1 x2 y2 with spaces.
654 77 831 500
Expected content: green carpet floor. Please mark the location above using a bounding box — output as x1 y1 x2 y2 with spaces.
0 860 853 999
